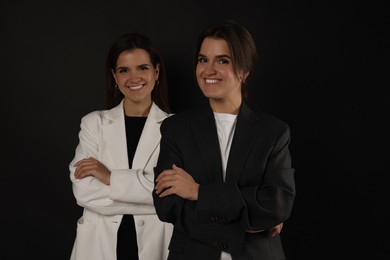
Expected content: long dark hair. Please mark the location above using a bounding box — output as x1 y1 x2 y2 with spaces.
194 20 257 97
106 33 170 113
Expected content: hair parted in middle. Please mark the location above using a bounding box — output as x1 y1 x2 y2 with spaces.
105 32 170 113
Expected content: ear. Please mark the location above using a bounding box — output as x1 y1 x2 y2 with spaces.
111 69 118 84
240 71 250 83
242 72 249 83
155 64 160 80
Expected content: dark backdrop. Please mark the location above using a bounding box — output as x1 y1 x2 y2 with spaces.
1 1 388 259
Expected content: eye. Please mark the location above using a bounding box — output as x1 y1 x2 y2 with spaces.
138 65 150 71
198 57 207 63
117 68 128 73
217 58 229 64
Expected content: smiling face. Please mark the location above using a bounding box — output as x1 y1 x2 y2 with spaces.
196 37 247 111
112 48 159 108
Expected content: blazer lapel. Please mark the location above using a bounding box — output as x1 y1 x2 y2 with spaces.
132 103 168 169
225 103 260 182
101 101 129 169
101 101 168 170
191 105 223 182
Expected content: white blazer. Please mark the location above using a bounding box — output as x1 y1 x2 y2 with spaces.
69 101 173 260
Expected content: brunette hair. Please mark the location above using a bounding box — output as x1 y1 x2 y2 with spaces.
194 20 257 96
106 33 170 113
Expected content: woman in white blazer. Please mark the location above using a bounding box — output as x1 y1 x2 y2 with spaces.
69 33 173 260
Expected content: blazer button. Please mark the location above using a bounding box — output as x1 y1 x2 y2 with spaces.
137 220 145 226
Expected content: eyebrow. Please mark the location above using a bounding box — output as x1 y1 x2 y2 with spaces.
137 63 152 67
116 63 151 70
198 53 232 60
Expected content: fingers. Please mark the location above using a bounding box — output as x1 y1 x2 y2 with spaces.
157 186 176 198
73 157 98 179
155 169 174 182
172 164 182 170
156 164 180 179
155 167 199 200
155 166 183 196
74 163 94 179
246 230 264 233
155 171 175 194
74 157 95 167
271 223 283 237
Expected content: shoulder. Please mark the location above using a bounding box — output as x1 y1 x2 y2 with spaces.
161 111 188 134
80 102 123 125
80 105 120 128
257 111 289 130
161 105 206 128
259 113 291 144
150 102 170 123
242 104 291 136
73 110 106 139
80 110 105 125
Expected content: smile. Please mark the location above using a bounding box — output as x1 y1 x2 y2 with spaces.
205 79 220 84
128 84 143 90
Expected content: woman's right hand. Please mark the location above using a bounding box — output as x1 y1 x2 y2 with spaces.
246 222 283 237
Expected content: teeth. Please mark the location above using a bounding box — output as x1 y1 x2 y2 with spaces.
129 84 143 90
205 79 219 84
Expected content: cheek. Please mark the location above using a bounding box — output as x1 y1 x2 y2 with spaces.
227 71 239 82
114 73 126 83
115 78 125 87
154 70 160 80
195 67 202 79
195 73 203 85
147 72 157 81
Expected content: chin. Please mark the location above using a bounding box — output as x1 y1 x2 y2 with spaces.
200 88 216 97
204 94 221 101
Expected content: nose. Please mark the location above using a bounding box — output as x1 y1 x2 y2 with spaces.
128 71 142 82
203 62 217 76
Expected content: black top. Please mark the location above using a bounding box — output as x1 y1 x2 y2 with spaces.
125 116 147 165
117 116 147 260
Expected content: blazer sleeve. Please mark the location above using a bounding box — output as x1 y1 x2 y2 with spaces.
70 112 157 216
196 122 296 230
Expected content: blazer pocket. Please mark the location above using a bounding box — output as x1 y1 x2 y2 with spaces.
72 217 99 259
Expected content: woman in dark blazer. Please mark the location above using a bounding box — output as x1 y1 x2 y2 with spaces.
153 20 295 260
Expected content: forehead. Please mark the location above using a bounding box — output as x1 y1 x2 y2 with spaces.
116 48 151 66
199 37 231 56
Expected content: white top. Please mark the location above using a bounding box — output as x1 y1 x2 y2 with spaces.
213 112 237 260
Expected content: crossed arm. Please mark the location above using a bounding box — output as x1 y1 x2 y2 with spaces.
155 164 283 237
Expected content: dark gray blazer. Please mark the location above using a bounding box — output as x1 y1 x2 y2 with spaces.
153 102 295 260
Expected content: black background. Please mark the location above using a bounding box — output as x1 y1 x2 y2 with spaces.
1 0 388 259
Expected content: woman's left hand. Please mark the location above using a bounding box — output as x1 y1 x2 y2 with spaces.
74 157 111 185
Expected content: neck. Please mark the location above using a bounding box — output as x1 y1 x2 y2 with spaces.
123 100 152 117
209 98 241 115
